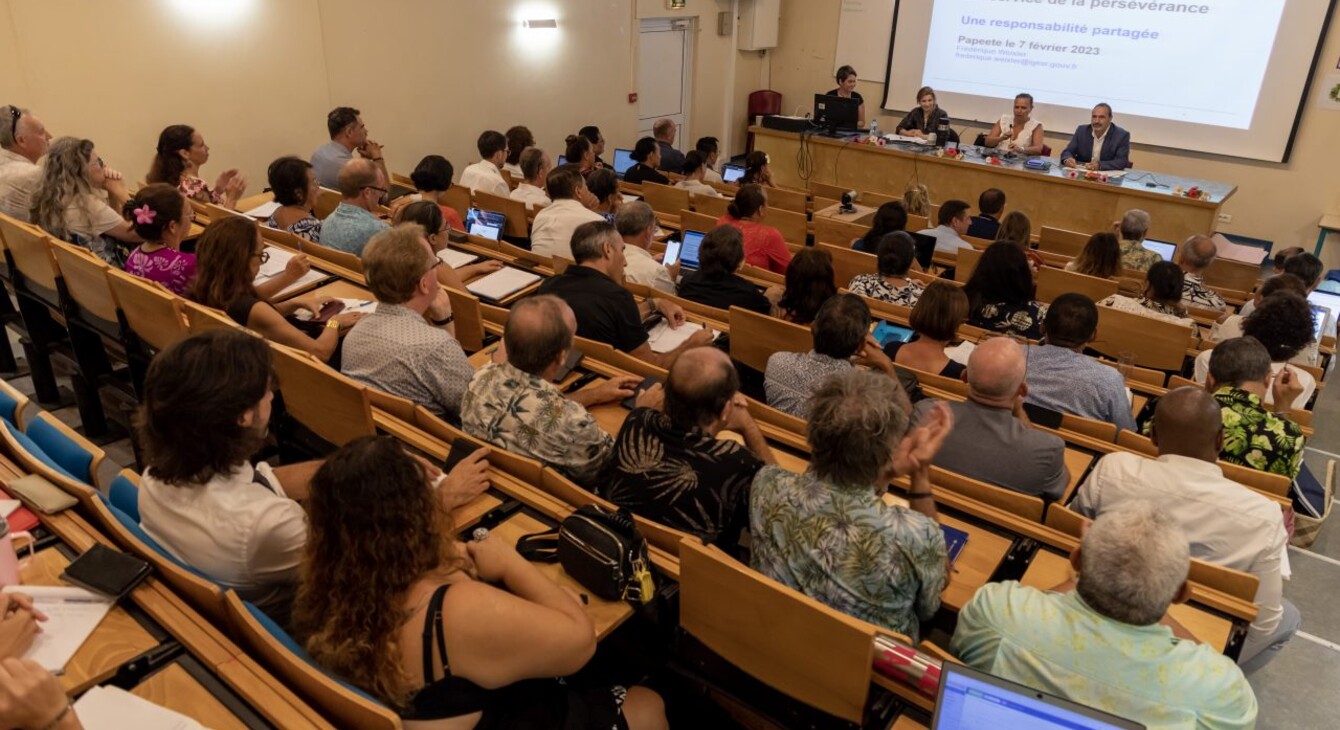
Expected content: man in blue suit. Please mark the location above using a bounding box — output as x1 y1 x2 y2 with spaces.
1061 104 1131 171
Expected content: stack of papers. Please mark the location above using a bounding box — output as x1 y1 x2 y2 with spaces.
1211 233 1267 265
1 585 113 672
437 248 480 269
466 267 541 301
242 200 281 219
252 246 330 298
647 321 717 353
74 686 206 730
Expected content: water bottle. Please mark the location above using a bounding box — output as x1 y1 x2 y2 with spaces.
870 119 878 138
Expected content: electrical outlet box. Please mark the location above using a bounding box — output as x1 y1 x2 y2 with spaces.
1217 213 1232 224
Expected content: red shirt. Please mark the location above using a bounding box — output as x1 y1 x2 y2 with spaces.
717 215 792 274
438 204 466 232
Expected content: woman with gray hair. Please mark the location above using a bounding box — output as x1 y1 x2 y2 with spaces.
749 369 953 641
29 136 140 265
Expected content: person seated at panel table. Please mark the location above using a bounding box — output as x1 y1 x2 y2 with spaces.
460 295 650 484
765 294 898 417
951 502 1258 729
320 159 390 256
530 164 603 260
121 184 198 296
916 198 973 255
916 337 1068 500
1064 232 1122 279
751 369 952 641
718 184 792 274
264 156 324 242
388 154 467 233
0 104 52 222
1074 387 1297 674
1193 295 1317 412
310 106 387 191
1099 260 1199 335
602 347 775 552
622 137 671 186
565 134 597 178
1115 208 1160 272
852 201 908 253
1023 293 1137 432
896 86 948 140
502 125 534 178
882 280 970 380
983 93 1045 156
827 64 866 128
1061 103 1131 172
537 221 713 370
615 202 677 295
292 436 667 730
848 231 925 307
674 151 722 198
29 136 139 266
459 130 510 197
190 216 364 363
509 147 553 210
966 188 1005 241
964 242 1048 340
396 201 501 289
586 168 623 223
774 247 837 325
652 118 686 174
1177 234 1228 311
1208 273 1319 368
738 150 774 188
676 225 774 315
147 124 246 209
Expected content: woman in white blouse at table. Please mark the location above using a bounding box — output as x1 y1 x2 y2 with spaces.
984 93 1045 155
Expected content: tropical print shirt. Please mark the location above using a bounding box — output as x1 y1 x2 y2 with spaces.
1212 386 1305 479
749 465 947 641
600 407 763 548
460 362 612 484
1119 238 1162 272
968 300 1048 340
847 274 924 307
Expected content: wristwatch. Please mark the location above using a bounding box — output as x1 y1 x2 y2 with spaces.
325 318 340 331
431 313 455 327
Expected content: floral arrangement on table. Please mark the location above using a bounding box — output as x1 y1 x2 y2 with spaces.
857 135 887 147
1063 169 1119 183
933 147 962 159
1173 185 1211 200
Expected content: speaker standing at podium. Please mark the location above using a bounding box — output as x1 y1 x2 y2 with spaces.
896 86 951 141
1061 103 1131 171
827 64 865 128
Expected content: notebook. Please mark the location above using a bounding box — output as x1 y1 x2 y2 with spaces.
73 685 206 730
437 247 480 269
2 585 113 673
646 320 717 353
942 524 969 564
241 200 281 219
466 267 542 301
933 663 1144 729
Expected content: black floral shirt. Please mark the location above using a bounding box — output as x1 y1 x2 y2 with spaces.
1213 387 1305 478
969 301 1048 340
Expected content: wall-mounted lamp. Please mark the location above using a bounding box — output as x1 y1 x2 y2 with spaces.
667 0 687 8
523 18 558 29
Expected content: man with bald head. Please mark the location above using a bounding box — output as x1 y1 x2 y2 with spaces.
1073 386 1296 673
1178 234 1227 311
0 104 53 222
461 295 646 484
601 347 774 549
915 337 1068 500
320 158 389 255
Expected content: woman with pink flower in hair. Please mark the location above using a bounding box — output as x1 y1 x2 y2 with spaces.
122 183 197 295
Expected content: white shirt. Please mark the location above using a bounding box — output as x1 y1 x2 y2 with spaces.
1099 294 1199 334
1191 351 1315 411
918 225 972 254
703 166 724 185
530 199 604 260
1090 126 1109 160
509 182 551 210
675 179 721 198
502 162 523 178
139 461 306 614
995 114 1042 152
460 160 509 197
1072 452 1288 637
1209 314 1320 368
623 243 676 294
0 149 40 222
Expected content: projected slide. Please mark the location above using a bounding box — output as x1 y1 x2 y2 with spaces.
921 0 1285 129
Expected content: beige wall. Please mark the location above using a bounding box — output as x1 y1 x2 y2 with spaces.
768 0 1340 266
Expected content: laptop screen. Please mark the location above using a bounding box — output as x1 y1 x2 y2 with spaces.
1141 239 1177 261
466 208 506 240
911 232 938 269
557 155 568 167
1310 305 1329 342
934 664 1144 730
1307 289 1340 339
722 164 745 183
613 149 635 176
680 230 705 269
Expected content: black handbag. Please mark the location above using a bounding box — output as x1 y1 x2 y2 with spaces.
516 504 655 604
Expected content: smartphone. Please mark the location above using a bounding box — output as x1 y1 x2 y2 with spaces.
553 349 585 381
621 376 663 411
313 300 346 323
662 239 682 267
442 438 481 473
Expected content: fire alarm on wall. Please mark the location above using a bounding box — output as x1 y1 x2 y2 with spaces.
628 92 638 103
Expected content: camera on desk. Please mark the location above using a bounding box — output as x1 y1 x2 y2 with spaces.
840 190 859 213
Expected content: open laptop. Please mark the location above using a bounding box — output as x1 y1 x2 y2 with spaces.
679 230 705 270
1310 304 1329 342
722 164 746 183
933 664 1144 730
1140 239 1177 262
613 148 635 177
911 232 938 269
557 154 568 166
1307 289 1340 339
465 208 507 240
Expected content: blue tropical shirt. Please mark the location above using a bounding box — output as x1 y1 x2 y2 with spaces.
749 465 947 641
320 203 388 256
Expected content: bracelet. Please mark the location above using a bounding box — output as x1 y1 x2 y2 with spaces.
36 702 71 730
369 157 384 162
431 313 454 327
908 492 934 500
325 318 340 331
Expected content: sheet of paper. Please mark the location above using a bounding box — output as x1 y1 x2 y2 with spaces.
262 269 331 300
437 247 480 269
339 298 377 315
74 686 206 730
621 193 642 204
1211 233 1268 265
466 267 541 301
646 320 718 354
2 585 112 673
0 499 19 518
242 200 281 219
255 245 294 279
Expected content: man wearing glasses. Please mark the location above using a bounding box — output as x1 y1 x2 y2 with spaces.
320 158 389 256
310 106 386 190
0 105 52 222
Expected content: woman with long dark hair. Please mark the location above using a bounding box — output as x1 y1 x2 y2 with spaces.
963 242 1047 339
146 124 246 208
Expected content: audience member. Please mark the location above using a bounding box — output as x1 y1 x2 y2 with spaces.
653 118 685 173
996 210 1043 270
775 248 837 325
616 202 676 294
586 167 622 222
461 295 645 483
460 130 510 196
1202 337 1305 478
1074 387 1296 673
395 200 501 288
292 436 664 729
0 657 84 730
565 134 596 176
1065 232 1122 279
739 150 773 187
1024 293 1136 431
1271 246 1305 276
0 104 51 222
623 137 670 185
1116 209 1158 272
121 184 197 295
675 151 721 197
392 155 466 232
1208 274 1317 366
579 125 607 167
916 198 972 254
602 348 774 548
903 182 931 217
717 184 791 274
964 242 1047 339
1196 293 1316 410
951 502 1257 728
147 124 245 208
537 221 711 368
1099 260 1198 332
848 231 924 306
311 106 385 189
752 369 952 640
883 280 969 379
967 188 1004 240
320 159 389 255
919 337 1067 499
502 125 534 178
509 147 552 209
341 224 473 420
264 156 323 241
766 295 893 417
852 201 908 254
676 225 772 314
695 136 723 183
530 164 603 259
30 136 138 265
1178 234 1227 311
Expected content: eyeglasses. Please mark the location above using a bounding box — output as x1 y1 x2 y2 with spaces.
253 249 270 264
6 106 19 140
362 185 387 195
